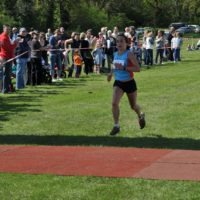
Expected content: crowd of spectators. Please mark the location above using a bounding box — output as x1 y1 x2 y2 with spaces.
0 24 199 94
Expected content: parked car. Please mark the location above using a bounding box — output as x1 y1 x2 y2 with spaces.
164 29 169 36
188 25 200 33
176 26 192 34
136 27 145 35
169 22 187 30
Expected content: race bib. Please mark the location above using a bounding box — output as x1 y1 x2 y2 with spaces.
112 60 125 69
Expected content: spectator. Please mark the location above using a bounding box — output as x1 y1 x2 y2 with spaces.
80 32 93 75
105 30 117 70
0 24 19 93
15 27 30 89
97 32 106 69
142 30 149 66
49 29 63 82
146 31 154 67
30 32 43 85
167 27 176 61
39 32 49 66
85 29 97 49
171 31 183 63
92 41 104 74
73 49 83 78
155 30 165 65
129 26 139 46
59 27 69 64
10 27 18 42
130 42 142 67
59 27 69 42
65 32 81 77
112 26 119 39
45 28 53 42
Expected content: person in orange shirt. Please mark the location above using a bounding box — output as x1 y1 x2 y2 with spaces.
73 49 83 78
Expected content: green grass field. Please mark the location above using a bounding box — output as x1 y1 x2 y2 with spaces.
0 43 200 199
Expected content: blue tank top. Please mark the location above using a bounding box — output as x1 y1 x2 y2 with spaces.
113 50 132 81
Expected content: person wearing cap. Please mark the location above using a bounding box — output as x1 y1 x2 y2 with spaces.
0 24 19 93
15 27 30 89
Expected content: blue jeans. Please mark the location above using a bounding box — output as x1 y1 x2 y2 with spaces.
147 49 153 65
143 48 147 65
173 48 180 62
16 58 28 89
49 53 62 78
155 49 164 64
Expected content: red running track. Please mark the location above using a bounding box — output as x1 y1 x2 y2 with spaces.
1 145 200 181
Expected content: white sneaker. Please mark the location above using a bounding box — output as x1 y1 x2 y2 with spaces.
57 78 63 81
52 78 57 82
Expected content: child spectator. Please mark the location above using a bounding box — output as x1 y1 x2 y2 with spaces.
142 30 149 66
155 30 165 65
171 31 183 63
130 42 142 67
146 31 154 67
92 41 104 74
73 49 82 78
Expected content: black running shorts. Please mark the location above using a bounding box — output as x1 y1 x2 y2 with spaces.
113 79 137 94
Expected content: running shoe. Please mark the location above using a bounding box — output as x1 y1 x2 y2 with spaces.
110 126 120 136
139 113 146 129
52 78 57 82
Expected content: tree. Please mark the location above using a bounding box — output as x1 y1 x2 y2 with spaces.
1 0 200 32
15 0 36 28
182 0 200 24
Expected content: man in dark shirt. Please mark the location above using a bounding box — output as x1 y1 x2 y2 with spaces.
30 32 43 85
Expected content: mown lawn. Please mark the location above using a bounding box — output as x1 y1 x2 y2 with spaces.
0 44 200 200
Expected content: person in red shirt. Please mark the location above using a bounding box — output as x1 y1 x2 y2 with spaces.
0 24 18 93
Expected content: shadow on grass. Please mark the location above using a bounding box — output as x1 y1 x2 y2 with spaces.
0 95 42 127
182 59 200 63
0 134 200 150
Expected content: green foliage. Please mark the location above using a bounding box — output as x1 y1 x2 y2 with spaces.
68 2 107 33
15 0 36 28
108 13 133 30
0 14 17 30
0 0 200 34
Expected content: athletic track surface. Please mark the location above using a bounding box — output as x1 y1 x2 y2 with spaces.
1 145 200 181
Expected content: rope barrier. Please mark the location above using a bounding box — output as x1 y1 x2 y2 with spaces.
1 37 199 67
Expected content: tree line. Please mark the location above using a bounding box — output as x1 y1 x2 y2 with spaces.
0 0 199 33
